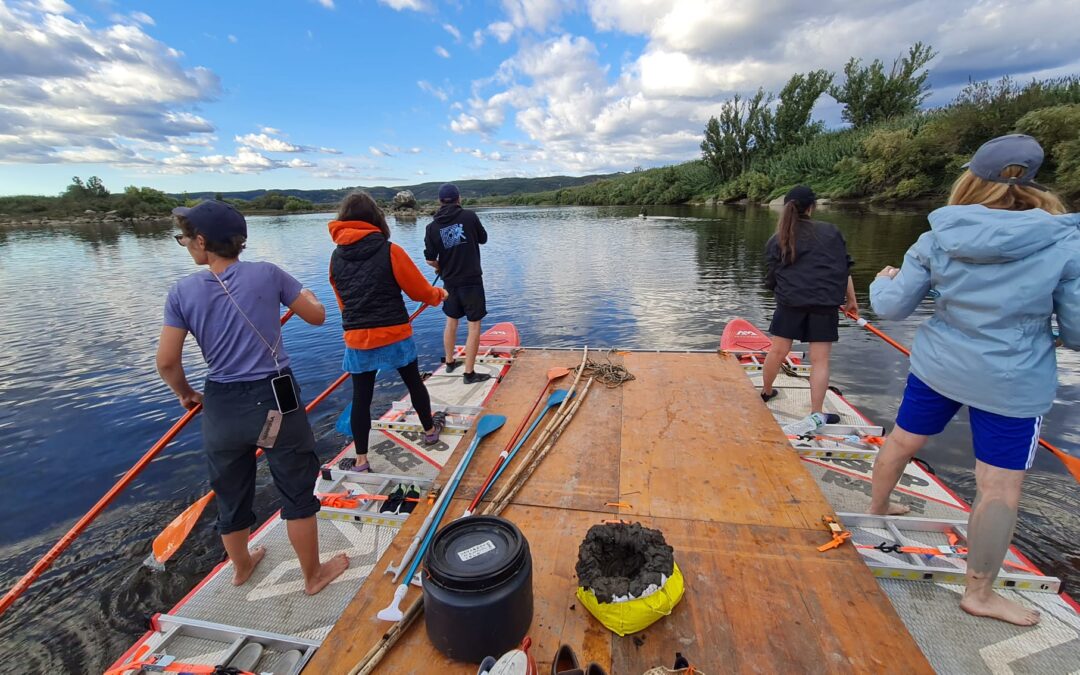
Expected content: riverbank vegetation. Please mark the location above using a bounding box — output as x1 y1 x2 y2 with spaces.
487 44 1080 207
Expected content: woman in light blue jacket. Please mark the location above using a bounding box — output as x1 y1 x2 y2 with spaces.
869 134 1079 627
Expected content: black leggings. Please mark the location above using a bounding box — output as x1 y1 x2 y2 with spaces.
351 360 434 457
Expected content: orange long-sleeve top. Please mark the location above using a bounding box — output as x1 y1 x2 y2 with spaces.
328 220 443 350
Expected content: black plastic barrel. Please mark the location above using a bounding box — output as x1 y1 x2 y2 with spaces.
422 515 533 662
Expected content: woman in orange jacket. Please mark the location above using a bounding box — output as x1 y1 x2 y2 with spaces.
329 192 448 472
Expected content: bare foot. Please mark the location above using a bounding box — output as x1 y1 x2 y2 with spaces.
305 553 350 595
231 546 266 586
960 592 1041 626
869 502 911 516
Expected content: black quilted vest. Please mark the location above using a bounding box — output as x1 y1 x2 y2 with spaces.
331 234 409 330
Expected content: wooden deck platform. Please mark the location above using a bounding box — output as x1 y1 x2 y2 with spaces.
305 350 933 674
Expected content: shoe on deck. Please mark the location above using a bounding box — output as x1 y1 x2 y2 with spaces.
761 389 778 403
381 484 406 514
551 644 580 675
782 412 828 436
823 412 841 424
424 411 446 445
401 484 421 514
441 357 461 373
464 371 492 385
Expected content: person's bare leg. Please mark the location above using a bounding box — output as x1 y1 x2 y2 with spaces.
761 337 792 396
464 320 483 373
959 461 1039 625
808 341 832 414
222 530 266 586
869 425 929 515
443 317 459 365
285 516 350 595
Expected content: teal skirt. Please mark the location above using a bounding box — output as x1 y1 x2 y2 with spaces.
342 337 418 374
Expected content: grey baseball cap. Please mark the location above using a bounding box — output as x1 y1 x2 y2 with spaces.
963 134 1048 191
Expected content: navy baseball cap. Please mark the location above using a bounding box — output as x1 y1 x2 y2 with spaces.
172 200 247 242
438 183 460 203
963 134 1048 191
784 185 816 210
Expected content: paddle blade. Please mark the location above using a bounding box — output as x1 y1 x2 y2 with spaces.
150 491 215 566
545 389 570 408
1042 439 1080 484
476 414 507 437
546 367 571 381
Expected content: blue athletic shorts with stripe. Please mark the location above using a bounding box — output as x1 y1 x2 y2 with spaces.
895 373 1043 471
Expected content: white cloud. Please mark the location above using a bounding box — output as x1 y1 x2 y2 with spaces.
488 21 514 43
454 146 507 161
235 133 302 152
500 0 568 33
416 169 427 175
472 29 485 48
418 80 450 101
235 131 341 155
0 3 222 165
227 34 238 44
369 146 390 157
314 0 334 8
443 23 461 41
435 45 451 59
130 11 155 26
377 0 430 11
443 0 1080 174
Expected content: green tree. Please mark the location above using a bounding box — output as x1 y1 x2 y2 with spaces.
772 70 834 150
701 89 773 180
85 176 109 198
829 42 937 128
283 196 313 212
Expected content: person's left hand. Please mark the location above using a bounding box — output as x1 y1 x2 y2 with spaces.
877 265 900 279
843 297 859 318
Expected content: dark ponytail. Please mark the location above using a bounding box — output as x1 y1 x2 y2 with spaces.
777 185 816 264
777 201 802 264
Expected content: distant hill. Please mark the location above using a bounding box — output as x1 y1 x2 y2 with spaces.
175 173 621 204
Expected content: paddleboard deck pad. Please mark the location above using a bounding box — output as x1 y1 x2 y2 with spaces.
724 317 1080 674
109 323 519 674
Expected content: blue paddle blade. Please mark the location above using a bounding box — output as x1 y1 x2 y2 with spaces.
476 414 507 437
545 389 569 408
335 402 353 436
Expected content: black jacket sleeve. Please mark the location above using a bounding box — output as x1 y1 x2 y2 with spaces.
423 223 438 262
764 235 779 290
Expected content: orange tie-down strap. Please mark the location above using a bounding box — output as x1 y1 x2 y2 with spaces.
318 492 420 509
104 655 254 675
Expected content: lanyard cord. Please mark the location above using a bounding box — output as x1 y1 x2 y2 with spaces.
210 269 282 373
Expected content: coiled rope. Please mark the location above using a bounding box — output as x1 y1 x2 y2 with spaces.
574 349 635 388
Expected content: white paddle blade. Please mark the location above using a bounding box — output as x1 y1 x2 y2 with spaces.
376 584 408 622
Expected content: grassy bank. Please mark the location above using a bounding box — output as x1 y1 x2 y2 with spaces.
482 76 1080 208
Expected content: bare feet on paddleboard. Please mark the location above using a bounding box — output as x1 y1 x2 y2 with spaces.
869 502 911 516
231 546 266 586
305 553 350 595
960 592 1040 626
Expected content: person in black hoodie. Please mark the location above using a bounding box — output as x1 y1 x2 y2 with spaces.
762 186 858 436
424 183 491 384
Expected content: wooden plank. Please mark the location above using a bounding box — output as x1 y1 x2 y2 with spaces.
619 352 835 529
306 502 931 674
305 351 932 675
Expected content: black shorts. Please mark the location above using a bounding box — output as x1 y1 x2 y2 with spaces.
202 371 321 534
443 284 487 322
769 305 839 343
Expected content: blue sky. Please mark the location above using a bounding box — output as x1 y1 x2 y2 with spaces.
2 0 1079 196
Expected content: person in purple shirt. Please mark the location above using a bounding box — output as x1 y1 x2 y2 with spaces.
156 200 348 595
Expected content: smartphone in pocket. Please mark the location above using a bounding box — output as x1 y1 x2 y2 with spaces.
271 373 300 414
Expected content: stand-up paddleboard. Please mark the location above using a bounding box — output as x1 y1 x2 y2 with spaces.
723 317 1080 673
109 324 519 675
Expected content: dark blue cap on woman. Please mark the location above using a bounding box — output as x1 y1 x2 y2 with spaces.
784 185 816 210
172 200 247 242
438 183 460 203
963 134 1048 191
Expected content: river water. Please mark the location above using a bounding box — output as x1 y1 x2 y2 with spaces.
0 205 1077 672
